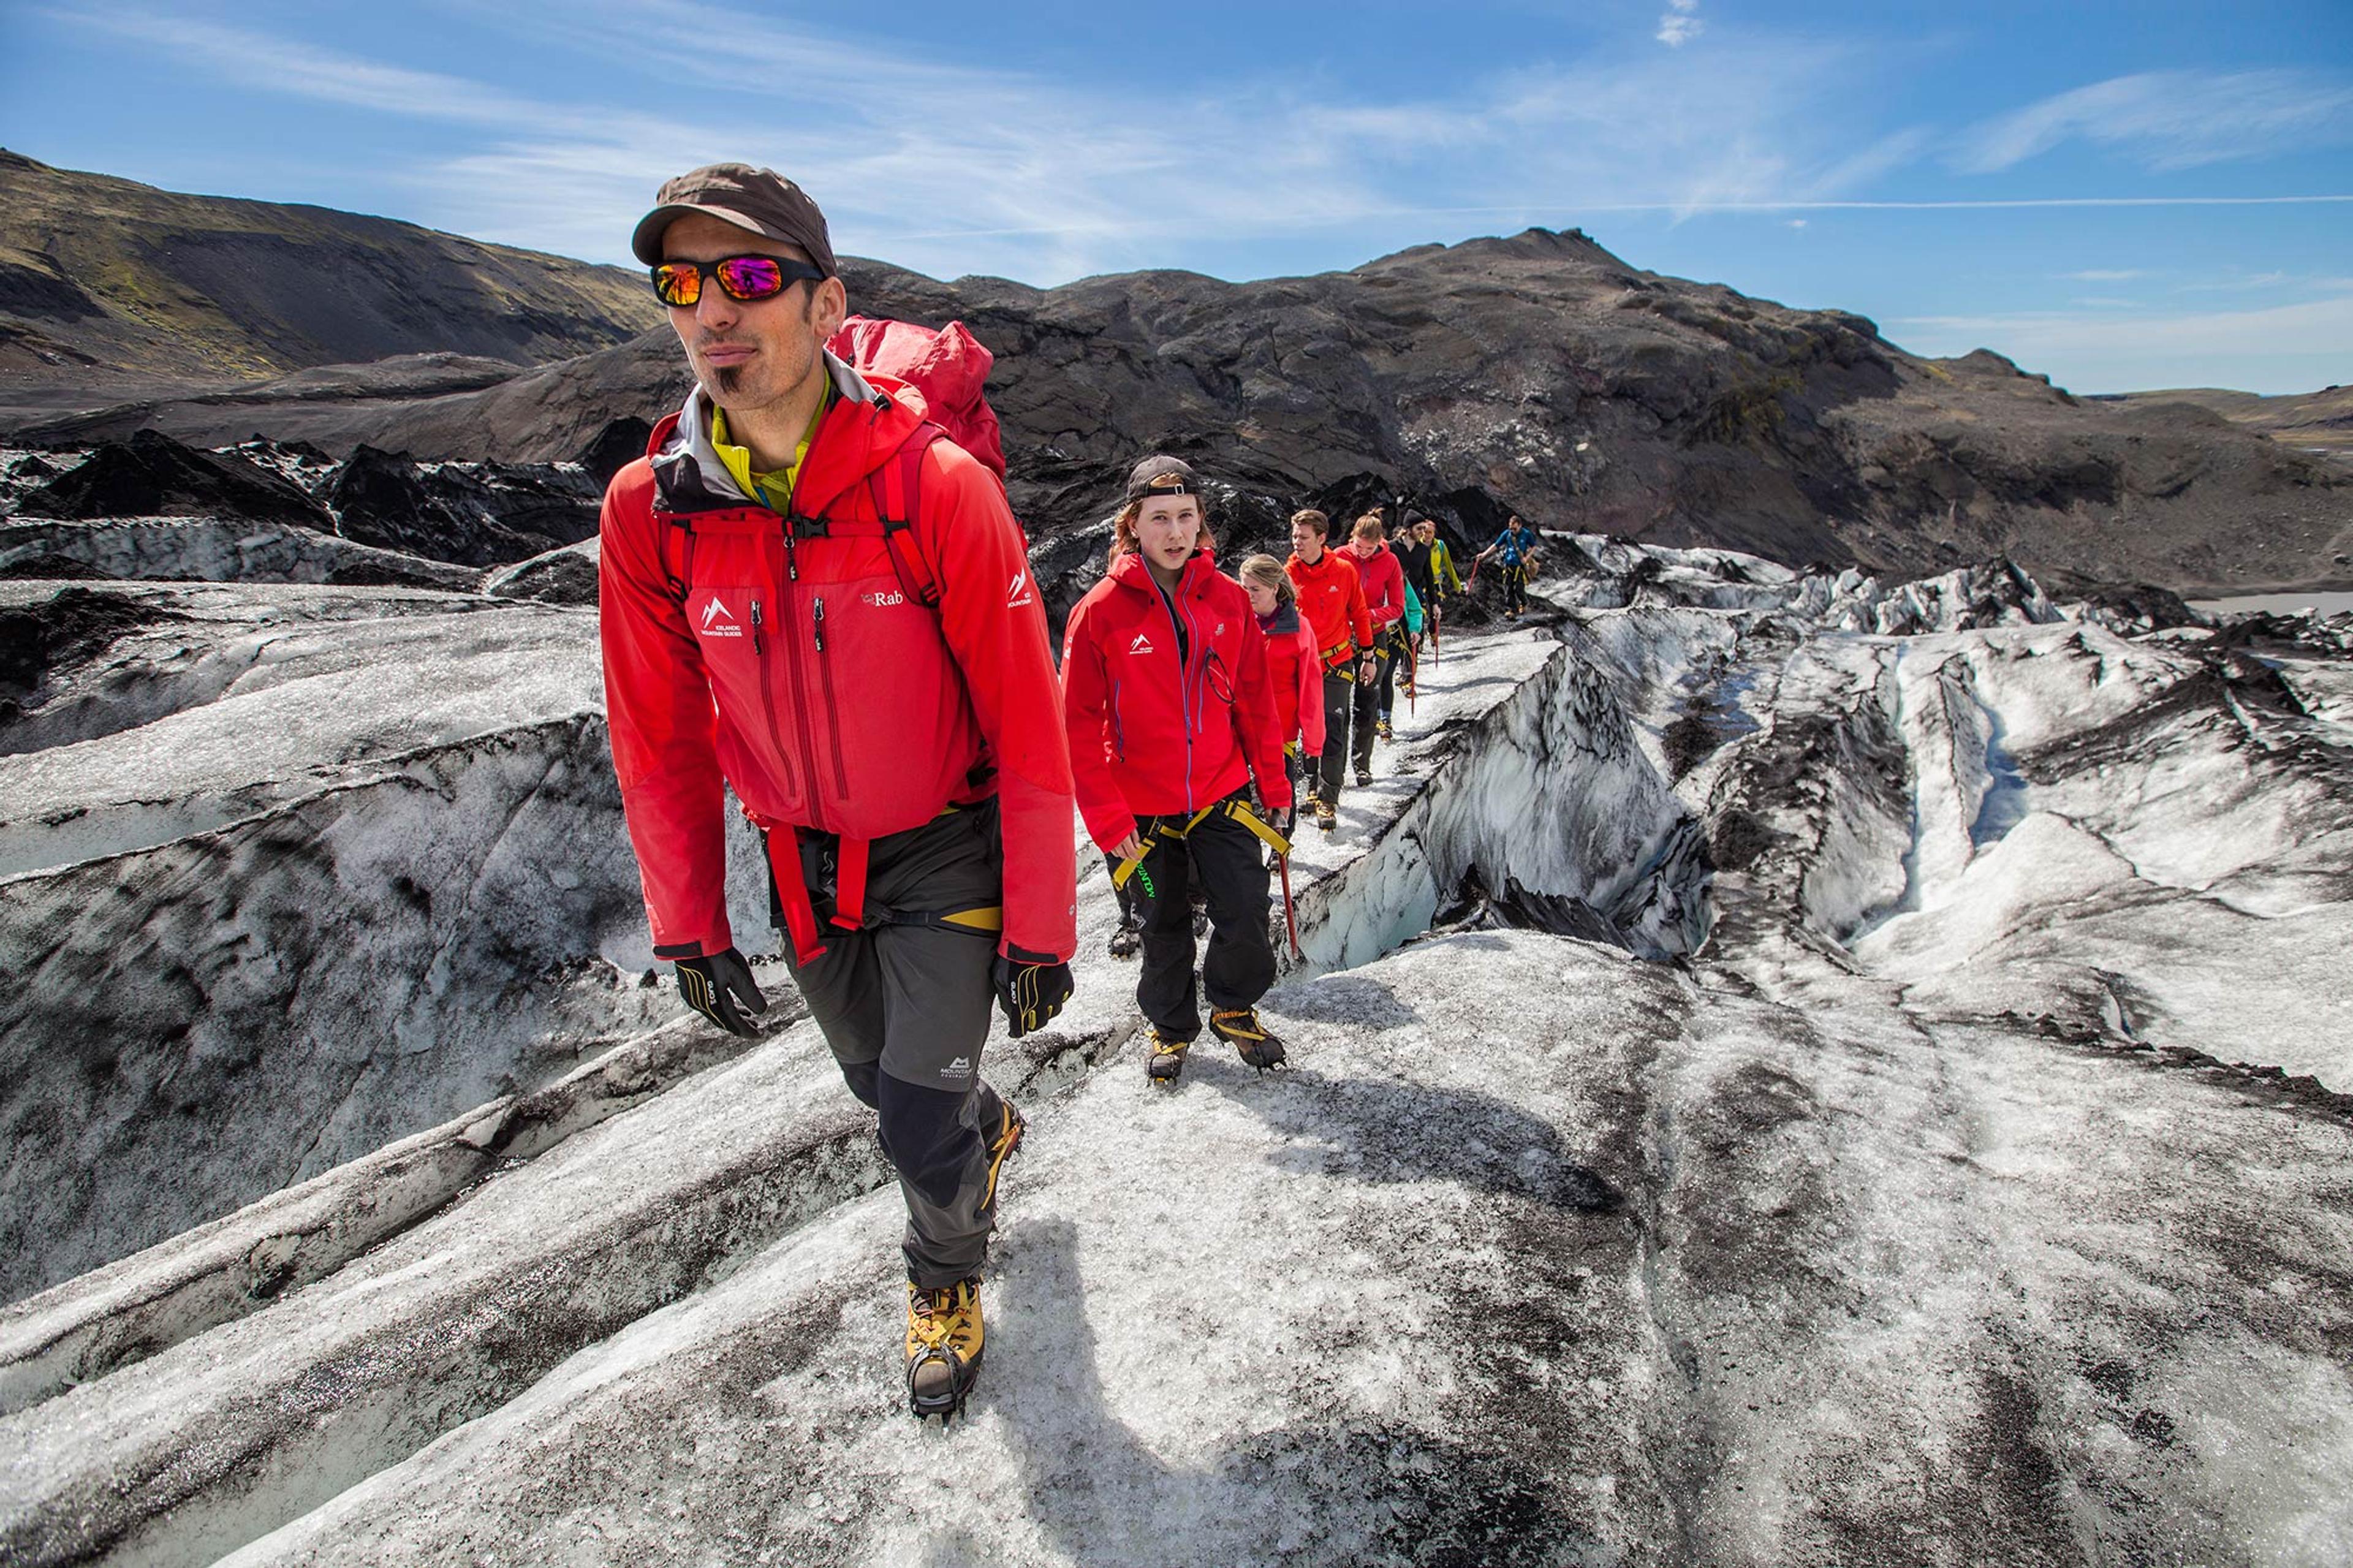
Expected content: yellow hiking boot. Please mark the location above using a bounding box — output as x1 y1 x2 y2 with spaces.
905 1276 985 1420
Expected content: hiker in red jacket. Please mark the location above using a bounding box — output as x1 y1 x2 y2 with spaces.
599 163 1076 1422
1238 553 1324 812
1284 508 1374 832
1061 456 1294 1085
1341 512 1409 768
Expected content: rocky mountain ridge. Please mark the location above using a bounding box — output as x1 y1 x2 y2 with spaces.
0 152 661 393
6 159 2347 598
2100 382 2353 457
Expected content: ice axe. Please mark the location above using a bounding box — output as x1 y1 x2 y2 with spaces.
1278 852 1302 960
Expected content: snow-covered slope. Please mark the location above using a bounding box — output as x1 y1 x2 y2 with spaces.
1 534 2348 1566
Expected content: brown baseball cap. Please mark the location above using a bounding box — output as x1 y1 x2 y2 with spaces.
631 163 838 276
1126 454 1201 501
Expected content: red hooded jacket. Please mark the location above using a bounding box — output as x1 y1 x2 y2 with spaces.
1258 600 1325 757
1061 550 1293 853
1286 547 1373 670
1344 539 1408 629
599 355 1077 966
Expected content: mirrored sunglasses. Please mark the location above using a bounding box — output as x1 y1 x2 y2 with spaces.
651 255 827 308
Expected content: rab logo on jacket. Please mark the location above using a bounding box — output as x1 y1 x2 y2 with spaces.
1128 632 1154 656
699 599 743 638
1007 567 1035 609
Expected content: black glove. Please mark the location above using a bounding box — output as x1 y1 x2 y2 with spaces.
993 955 1074 1039
675 947 768 1037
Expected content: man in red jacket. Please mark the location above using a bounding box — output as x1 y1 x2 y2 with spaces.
1284 509 1374 831
599 164 1077 1421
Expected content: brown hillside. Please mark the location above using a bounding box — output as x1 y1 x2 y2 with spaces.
0 151 662 388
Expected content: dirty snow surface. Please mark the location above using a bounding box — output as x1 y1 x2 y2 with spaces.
2 537 2349 1567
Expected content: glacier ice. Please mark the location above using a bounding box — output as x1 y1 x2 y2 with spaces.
0 529 2347 1566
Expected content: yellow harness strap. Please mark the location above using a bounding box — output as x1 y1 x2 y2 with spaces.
1116 801 1289 869
1112 798 1290 889
1221 799 1293 857
936 905 1004 933
1162 806 1219 841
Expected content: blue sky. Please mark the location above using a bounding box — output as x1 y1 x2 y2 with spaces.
4 0 2349 394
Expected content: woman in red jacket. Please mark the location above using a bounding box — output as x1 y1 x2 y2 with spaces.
1062 456 1294 1084
1340 512 1409 773
1238 553 1324 817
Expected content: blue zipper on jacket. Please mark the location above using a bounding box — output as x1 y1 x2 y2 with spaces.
1153 573 1197 809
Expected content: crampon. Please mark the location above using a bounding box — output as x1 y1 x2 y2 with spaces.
1146 1027 1194 1085
1209 1008 1288 1072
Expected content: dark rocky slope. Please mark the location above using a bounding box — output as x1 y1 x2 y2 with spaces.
8 174 2346 594
94 230 2346 596
0 151 661 391
3 432 601 580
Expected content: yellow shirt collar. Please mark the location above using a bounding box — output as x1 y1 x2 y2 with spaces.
709 386 831 513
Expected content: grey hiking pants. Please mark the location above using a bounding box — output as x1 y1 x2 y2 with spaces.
774 801 1015 1288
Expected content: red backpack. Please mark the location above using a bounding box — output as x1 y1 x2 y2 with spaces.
654 318 1016 615
819 316 1018 612
830 316 1008 479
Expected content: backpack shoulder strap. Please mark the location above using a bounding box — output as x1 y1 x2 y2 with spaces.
868 422 950 610
659 517 694 607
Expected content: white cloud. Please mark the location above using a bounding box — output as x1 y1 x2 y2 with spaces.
37 6 664 144
1658 0 1704 48
1953 69 2353 173
44 2 2353 302
2064 268 2147 281
56 1 1941 281
1786 219 1808 229
2173 270 2297 294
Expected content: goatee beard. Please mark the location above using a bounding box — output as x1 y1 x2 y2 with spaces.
715 365 743 396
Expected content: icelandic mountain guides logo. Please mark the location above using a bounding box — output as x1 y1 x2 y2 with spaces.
699 599 743 638
1128 632 1154 655
1008 567 1035 609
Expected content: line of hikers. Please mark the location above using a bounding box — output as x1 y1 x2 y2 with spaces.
599 163 1521 1423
